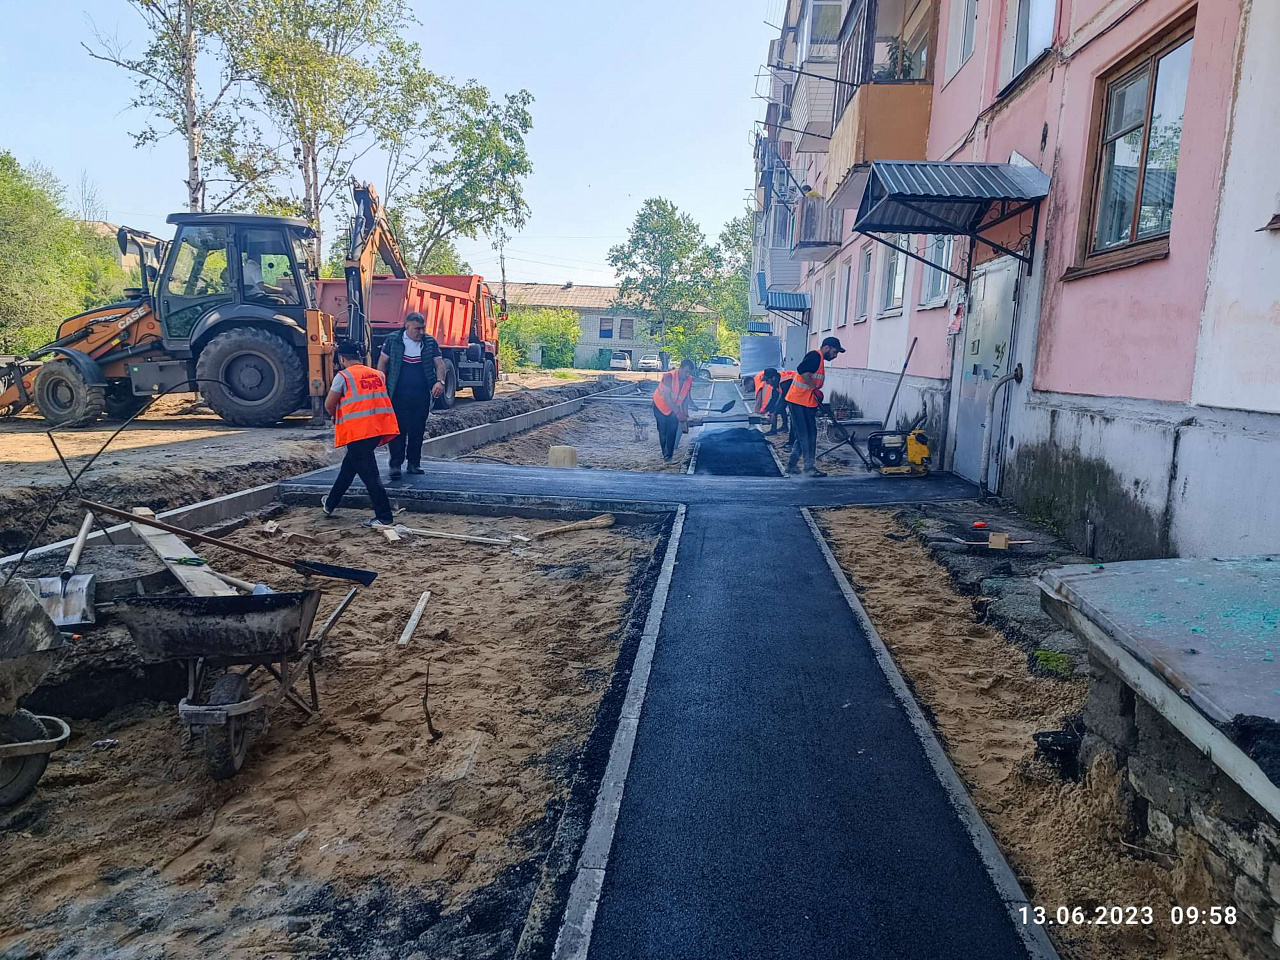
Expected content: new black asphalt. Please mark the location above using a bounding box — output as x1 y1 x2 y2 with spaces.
280 391 1035 958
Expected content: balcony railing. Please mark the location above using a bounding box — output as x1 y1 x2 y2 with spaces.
791 196 845 261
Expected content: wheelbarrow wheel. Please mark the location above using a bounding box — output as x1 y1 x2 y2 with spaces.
204 672 251 780
0 710 51 807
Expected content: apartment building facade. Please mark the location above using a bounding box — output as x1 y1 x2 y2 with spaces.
752 0 1280 559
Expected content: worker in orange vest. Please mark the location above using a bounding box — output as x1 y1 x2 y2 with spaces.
785 336 844 477
651 359 696 462
753 368 777 416
323 341 399 527
772 368 797 440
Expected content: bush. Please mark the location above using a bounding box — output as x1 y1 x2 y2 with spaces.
498 307 582 369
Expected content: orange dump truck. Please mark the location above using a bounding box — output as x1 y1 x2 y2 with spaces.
317 274 503 408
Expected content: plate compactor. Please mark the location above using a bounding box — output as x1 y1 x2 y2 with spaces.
865 414 932 477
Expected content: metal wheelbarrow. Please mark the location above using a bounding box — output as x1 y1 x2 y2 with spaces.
0 582 73 807
114 587 357 780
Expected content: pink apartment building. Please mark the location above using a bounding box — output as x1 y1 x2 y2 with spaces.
752 0 1279 559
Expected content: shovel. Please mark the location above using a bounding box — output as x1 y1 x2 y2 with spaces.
32 512 96 627
80 501 379 587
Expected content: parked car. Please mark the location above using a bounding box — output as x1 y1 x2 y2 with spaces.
609 351 633 371
637 354 661 372
701 356 741 380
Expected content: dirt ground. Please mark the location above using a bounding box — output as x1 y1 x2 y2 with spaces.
760 418 867 475
818 507 1234 960
465 402 692 474
0 376 610 553
0 507 662 960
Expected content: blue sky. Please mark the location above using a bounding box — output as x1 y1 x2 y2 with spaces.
0 1 776 285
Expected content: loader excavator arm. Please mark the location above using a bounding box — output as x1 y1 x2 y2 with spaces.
344 180 408 360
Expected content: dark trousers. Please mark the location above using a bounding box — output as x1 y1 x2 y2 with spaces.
388 388 432 468
786 402 818 472
767 394 791 435
326 436 393 523
653 405 681 461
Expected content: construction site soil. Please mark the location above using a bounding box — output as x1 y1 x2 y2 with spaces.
819 506 1234 960
0 376 607 553
0 507 665 960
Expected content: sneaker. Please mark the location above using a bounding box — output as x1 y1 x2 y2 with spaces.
362 518 391 529
388 466 402 481
322 502 336 517
406 465 425 475
803 468 828 478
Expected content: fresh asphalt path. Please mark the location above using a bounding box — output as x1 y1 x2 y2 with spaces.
281 383 1034 957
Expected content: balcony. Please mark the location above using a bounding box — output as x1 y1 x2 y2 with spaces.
827 82 932 208
787 66 837 154
791 195 845 261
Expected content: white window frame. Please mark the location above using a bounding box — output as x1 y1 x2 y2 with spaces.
825 275 837 331
1001 0 1055 87
813 278 824 334
920 235 954 305
945 0 978 82
838 259 853 327
879 236 906 314
799 0 843 64
855 246 871 322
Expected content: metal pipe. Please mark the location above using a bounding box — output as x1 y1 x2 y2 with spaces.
979 363 1023 495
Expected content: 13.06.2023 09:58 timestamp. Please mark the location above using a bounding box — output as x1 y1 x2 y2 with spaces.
1020 905 1238 926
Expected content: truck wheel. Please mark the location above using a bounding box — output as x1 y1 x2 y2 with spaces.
196 327 306 427
437 360 458 409
204 672 251 781
0 710 50 807
472 360 496 401
103 380 149 421
34 359 105 427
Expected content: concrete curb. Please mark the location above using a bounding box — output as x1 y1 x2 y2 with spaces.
550 505 686 960
801 507 1061 960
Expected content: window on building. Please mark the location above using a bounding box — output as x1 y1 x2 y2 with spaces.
838 259 853 326
1004 0 1055 84
599 317 614 338
945 0 978 80
825 275 838 331
813 279 824 333
836 1 870 115
880 235 907 312
921 235 954 303
1089 29 1193 255
799 0 843 63
874 0 935 81
771 202 793 247
618 317 634 339
856 246 872 321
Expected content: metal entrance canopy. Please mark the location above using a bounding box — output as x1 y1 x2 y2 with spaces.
852 161 1051 284
756 272 811 326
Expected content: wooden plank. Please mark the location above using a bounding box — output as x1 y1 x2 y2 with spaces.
398 590 431 647
380 526 403 543
130 507 239 598
395 525 510 546
532 514 615 540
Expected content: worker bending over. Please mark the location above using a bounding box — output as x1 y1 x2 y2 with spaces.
323 341 398 527
652 359 696 462
377 312 447 480
785 336 844 477
754 367 778 417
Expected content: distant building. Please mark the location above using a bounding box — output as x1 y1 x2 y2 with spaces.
503 282 661 368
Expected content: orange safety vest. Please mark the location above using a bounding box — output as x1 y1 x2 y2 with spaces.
785 357 825 408
333 363 400 448
753 371 771 412
652 369 692 416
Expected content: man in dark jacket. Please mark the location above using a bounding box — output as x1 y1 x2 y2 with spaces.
377 312 448 480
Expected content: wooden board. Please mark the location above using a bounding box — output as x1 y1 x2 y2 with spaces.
130 507 239 598
398 589 431 647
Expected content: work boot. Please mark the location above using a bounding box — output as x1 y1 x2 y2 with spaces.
389 464 402 481
407 464 425 475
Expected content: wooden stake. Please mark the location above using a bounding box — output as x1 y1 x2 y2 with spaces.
398 589 431 647
395 525 510 546
532 514 615 540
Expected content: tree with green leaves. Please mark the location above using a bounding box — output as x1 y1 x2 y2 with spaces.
83 0 275 212
378 79 534 272
231 0 417 258
498 307 581 370
711 209 754 355
608 198 718 359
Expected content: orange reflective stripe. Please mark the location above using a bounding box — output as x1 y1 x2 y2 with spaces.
785 356 825 408
652 369 691 416
334 363 399 446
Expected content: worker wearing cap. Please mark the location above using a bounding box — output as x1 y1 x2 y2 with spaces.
754 367 777 416
652 358 696 462
377 312 447 480
785 336 845 477
323 341 398 528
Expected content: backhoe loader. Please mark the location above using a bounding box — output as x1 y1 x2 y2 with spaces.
0 181 404 428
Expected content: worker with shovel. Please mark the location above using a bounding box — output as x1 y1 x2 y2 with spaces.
785 336 844 477
651 358 696 462
323 341 399 528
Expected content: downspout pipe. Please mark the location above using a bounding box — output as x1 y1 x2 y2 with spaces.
979 363 1023 496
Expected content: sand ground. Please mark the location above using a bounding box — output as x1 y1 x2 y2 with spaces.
0 507 662 960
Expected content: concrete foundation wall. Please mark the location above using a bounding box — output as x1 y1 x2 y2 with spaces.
822 365 950 450
1004 391 1280 560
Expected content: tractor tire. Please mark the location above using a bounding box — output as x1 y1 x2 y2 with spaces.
0 710 51 807
436 360 458 409
196 327 306 427
471 359 496 401
103 380 149 421
33 359 106 427
203 672 252 781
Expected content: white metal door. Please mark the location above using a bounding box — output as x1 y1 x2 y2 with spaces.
950 258 1020 485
